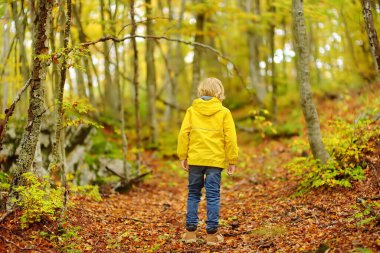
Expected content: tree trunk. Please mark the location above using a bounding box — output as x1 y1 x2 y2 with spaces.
130 0 141 175
1 9 10 113
267 0 277 121
340 8 359 70
11 1 30 83
119 55 129 182
100 0 119 118
145 0 158 145
292 0 330 164
163 0 185 127
50 0 72 215
73 2 95 104
361 0 380 72
7 0 53 209
191 0 205 101
246 0 266 104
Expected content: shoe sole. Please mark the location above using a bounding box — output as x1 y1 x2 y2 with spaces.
184 239 196 243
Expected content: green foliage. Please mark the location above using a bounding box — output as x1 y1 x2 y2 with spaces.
70 184 102 202
62 96 103 129
0 172 10 191
351 248 373 253
39 225 83 253
157 132 178 158
353 200 380 227
287 113 379 194
249 109 277 138
13 173 63 229
89 130 122 158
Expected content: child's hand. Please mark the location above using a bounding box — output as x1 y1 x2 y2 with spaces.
227 165 236 176
181 160 189 172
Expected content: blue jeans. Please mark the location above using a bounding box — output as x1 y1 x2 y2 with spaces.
186 165 222 234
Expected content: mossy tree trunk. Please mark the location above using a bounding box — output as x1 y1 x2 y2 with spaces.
361 0 380 72
7 0 53 209
292 0 330 164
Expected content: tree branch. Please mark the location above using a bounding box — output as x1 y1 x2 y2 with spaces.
80 35 254 101
0 78 32 151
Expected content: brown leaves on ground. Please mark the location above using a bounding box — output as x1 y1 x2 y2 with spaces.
1 141 379 252
1 85 380 252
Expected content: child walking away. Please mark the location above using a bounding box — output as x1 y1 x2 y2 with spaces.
177 77 239 245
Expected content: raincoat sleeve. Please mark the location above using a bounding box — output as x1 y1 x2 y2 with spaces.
177 109 191 160
224 110 239 165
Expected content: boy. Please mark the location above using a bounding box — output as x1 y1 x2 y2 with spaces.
177 77 239 245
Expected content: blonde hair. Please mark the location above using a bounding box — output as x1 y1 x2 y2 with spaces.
197 77 225 101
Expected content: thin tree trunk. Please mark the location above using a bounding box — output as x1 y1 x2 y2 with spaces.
340 8 359 69
292 0 330 164
247 0 266 104
7 0 53 209
191 0 205 101
281 17 287 80
100 0 118 117
130 0 141 175
145 0 158 145
119 56 129 182
73 2 95 104
267 0 277 121
164 0 185 126
1 9 10 113
50 0 72 216
310 23 322 85
361 0 380 72
11 1 29 83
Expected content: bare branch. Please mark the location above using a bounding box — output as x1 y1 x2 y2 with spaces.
0 78 32 151
80 35 254 101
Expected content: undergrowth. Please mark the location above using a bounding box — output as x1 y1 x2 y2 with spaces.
11 172 101 229
287 110 380 195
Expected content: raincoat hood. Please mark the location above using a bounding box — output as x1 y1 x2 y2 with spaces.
192 97 222 116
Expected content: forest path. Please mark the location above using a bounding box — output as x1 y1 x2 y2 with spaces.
66 140 379 252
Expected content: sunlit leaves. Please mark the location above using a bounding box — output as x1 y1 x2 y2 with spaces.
61 96 103 129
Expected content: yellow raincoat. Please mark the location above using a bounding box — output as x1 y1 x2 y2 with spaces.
177 97 238 169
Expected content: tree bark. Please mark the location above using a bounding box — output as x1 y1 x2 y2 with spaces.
340 8 359 70
246 0 266 104
73 2 95 104
11 0 30 83
191 0 205 101
361 0 380 72
267 0 277 121
49 0 72 216
145 0 158 145
130 0 141 175
7 0 53 209
292 0 330 164
163 0 185 127
100 0 119 118
1 8 10 113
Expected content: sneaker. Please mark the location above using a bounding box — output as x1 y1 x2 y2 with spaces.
182 231 197 243
206 233 224 246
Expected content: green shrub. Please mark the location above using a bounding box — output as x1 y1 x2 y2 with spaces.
13 172 64 228
287 114 379 194
70 184 102 202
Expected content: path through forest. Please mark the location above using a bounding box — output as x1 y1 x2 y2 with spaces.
1 89 380 252
1 140 379 252
65 141 379 252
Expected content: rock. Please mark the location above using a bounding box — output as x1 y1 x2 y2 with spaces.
98 158 125 177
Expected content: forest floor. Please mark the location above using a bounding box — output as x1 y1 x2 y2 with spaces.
1 85 380 252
